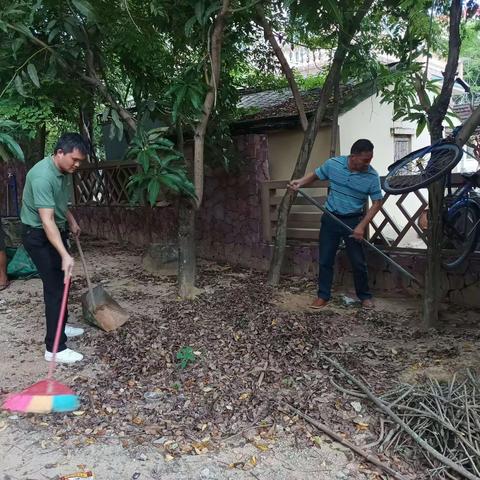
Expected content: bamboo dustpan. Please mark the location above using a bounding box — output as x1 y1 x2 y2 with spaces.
75 237 129 332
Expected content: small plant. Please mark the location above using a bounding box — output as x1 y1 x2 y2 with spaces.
176 346 196 369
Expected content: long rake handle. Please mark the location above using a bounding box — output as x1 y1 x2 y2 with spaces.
297 189 422 286
75 236 96 309
47 278 70 380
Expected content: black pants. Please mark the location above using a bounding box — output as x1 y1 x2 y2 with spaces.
317 213 372 301
22 226 69 352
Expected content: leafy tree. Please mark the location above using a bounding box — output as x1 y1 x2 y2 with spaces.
0 0 259 298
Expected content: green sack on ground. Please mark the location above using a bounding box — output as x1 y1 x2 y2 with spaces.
7 246 38 279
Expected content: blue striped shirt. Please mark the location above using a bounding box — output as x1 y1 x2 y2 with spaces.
315 156 383 215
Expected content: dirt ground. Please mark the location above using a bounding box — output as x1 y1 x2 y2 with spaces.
1 237 480 480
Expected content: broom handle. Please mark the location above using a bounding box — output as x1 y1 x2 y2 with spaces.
47 277 70 379
75 236 96 309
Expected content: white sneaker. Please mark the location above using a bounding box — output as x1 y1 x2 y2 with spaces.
45 348 84 364
65 324 84 337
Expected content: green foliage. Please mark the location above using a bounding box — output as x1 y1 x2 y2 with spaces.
176 346 196 369
0 96 53 139
0 119 24 162
461 20 480 93
126 128 196 205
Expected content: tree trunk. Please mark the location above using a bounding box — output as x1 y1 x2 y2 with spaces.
330 81 340 157
176 124 197 298
180 0 229 297
178 199 196 299
193 0 230 207
255 3 308 132
268 0 374 284
421 0 462 329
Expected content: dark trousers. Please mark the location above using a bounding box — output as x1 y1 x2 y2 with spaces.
317 213 372 301
22 226 69 352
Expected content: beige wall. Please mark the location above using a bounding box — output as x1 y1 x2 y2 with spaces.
267 126 333 180
338 94 433 176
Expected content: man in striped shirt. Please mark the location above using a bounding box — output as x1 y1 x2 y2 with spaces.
289 139 383 309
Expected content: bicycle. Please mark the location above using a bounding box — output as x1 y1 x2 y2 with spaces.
383 125 480 270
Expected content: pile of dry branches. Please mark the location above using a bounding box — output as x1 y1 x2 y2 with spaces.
378 372 480 479
326 353 480 480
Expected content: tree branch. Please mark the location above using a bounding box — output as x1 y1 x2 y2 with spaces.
283 403 410 480
193 0 230 208
7 22 137 133
428 0 462 140
255 3 308 132
456 103 480 148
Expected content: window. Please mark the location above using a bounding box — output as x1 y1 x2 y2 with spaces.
394 134 412 161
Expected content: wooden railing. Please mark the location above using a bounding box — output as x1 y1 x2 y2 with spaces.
261 180 329 242
261 175 469 249
72 161 138 207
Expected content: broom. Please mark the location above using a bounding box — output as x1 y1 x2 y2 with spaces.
2 276 80 413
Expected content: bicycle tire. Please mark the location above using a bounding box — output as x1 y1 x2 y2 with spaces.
383 143 463 194
442 202 480 271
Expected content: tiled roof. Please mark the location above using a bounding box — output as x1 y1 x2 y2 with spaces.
236 84 360 124
452 101 480 135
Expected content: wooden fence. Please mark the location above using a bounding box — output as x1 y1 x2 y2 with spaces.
261 175 469 250
72 161 138 207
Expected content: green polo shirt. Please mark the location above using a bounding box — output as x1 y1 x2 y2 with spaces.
20 155 72 230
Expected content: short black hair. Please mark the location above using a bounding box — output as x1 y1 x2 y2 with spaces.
54 133 89 156
350 139 374 155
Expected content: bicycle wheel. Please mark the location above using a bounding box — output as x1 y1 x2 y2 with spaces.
383 143 462 194
442 202 480 271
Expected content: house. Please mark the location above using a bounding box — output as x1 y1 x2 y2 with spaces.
234 81 433 179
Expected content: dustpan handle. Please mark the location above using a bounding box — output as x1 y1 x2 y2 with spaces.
47 277 70 379
75 236 96 308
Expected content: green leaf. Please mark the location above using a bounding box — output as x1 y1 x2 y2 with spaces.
71 0 97 20
194 1 204 25
137 150 150 172
14 75 26 97
27 63 40 88
416 116 427 137
0 133 24 161
0 145 9 162
46 19 57 30
111 109 122 130
444 116 455 129
172 85 187 122
48 27 60 43
184 16 197 36
324 0 343 25
147 178 161 206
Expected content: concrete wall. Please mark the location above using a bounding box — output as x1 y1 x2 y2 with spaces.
267 126 332 180
338 93 431 176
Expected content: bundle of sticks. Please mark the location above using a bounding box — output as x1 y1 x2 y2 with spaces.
325 354 480 480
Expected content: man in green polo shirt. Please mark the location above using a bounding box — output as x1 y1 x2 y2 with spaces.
21 133 87 364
